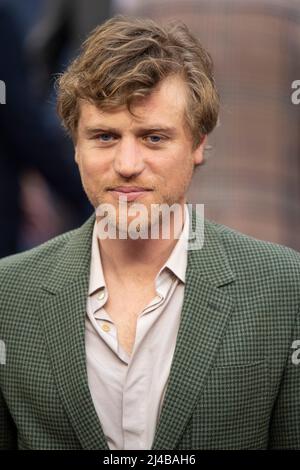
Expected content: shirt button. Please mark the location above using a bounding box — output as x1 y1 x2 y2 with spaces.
97 290 105 301
101 323 110 332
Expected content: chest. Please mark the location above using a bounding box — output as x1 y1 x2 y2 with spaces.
103 281 157 356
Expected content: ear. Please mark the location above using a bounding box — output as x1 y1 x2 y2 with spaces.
74 146 79 165
193 135 207 166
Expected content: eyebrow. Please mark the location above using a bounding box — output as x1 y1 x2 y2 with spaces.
83 125 178 137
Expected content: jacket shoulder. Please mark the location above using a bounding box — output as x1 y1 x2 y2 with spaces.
0 227 78 282
205 219 300 284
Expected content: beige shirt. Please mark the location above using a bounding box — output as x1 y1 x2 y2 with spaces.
85 205 189 450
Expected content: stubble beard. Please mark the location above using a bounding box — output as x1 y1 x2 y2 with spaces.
93 188 185 240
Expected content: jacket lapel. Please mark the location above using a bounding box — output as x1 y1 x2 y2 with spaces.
39 215 109 450
151 207 236 449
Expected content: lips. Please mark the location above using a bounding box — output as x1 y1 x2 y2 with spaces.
110 186 151 192
108 186 152 202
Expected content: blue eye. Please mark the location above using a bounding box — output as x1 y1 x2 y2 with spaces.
148 135 162 143
99 133 114 141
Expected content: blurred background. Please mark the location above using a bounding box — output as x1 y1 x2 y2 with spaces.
0 0 299 258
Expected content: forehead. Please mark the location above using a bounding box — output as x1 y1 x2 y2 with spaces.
78 75 189 130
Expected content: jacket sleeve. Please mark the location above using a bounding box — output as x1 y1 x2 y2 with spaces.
268 305 300 449
0 390 17 449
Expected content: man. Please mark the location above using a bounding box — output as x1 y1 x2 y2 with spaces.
0 16 299 450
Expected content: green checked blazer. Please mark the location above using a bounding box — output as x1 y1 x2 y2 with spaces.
0 208 300 450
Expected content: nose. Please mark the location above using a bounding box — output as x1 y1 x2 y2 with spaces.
113 136 145 178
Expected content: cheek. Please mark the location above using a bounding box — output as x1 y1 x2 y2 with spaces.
78 150 109 179
152 151 193 183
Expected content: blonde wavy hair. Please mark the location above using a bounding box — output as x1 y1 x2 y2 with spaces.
56 15 219 149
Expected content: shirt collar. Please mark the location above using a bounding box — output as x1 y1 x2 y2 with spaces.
88 222 106 295
88 203 189 296
154 203 189 286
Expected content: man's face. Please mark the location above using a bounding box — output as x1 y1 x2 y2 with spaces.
75 74 206 233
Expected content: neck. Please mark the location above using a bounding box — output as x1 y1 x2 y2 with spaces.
97 202 186 283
